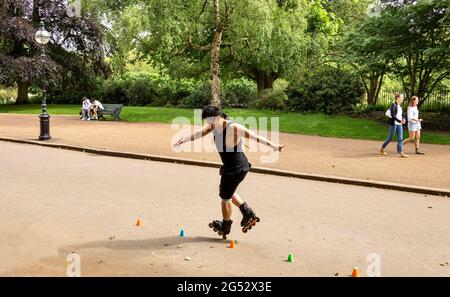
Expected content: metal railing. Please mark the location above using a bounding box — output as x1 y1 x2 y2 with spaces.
375 90 450 112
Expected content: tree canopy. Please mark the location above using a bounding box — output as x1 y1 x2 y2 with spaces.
1 0 449 108
0 0 109 104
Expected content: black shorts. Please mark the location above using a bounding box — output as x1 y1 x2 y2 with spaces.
219 171 248 200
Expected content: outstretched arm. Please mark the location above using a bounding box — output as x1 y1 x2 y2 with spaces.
234 124 286 151
174 124 213 147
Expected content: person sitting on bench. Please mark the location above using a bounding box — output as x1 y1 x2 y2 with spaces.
81 97 92 121
89 98 104 120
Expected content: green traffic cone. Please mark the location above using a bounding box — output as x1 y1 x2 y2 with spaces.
287 253 294 262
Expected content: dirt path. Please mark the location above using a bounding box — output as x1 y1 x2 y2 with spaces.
0 114 449 189
0 141 449 276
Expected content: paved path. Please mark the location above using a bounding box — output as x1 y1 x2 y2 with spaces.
0 114 449 189
0 141 449 276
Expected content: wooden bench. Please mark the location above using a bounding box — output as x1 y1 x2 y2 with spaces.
98 104 124 121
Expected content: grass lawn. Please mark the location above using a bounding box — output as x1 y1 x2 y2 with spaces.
1 104 449 145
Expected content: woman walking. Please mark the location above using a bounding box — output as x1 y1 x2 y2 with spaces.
403 96 424 155
380 93 409 158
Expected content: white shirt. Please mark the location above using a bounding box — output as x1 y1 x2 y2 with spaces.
395 104 403 125
94 100 104 110
407 106 419 123
82 99 91 110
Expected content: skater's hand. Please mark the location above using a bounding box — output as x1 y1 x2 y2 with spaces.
174 137 188 148
273 144 286 152
419 119 423 122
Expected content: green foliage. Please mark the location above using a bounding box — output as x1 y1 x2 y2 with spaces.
228 1 309 84
287 66 365 114
0 86 16 103
222 78 257 108
95 76 130 105
251 90 287 110
47 90 91 105
47 73 100 104
182 78 257 108
114 0 309 95
0 0 110 104
182 83 215 109
350 0 450 102
307 1 340 35
125 77 158 106
94 73 200 106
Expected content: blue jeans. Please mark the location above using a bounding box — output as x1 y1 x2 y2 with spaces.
382 125 403 153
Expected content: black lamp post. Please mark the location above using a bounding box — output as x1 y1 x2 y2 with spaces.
35 21 51 141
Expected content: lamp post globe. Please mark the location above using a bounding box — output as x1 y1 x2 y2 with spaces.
35 21 51 141
35 23 51 45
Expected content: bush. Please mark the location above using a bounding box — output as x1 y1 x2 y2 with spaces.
183 79 257 109
47 72 99 104
351 103 377 116
95 73 199 107
125 78 159 106
96 76 130 105
252 89 287 110
0 86 17 104
183 83 216 108
287 66 365 114
154 76 199 107
223 78 256 108
47 89 94 105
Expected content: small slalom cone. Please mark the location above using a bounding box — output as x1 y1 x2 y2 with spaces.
229 240 236 249
179 229 185 237
135 219 142 226
287 254 294 262
351 267 360 277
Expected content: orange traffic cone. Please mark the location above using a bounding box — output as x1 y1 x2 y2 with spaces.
135 219 142 226
351 267 360 277
229 240 236 249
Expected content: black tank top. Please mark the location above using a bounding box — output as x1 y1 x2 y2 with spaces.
213 121 251 176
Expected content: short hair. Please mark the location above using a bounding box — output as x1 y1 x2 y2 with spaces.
201 105 228 120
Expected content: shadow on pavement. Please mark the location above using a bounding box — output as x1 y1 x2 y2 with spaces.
59 236 224 254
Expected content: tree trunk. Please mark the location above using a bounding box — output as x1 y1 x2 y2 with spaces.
211 31 222 108
416 79 428 107
15 82 30 104
374 73 384 106
32 0 40 24
367 77 378 105
366 72 384 106
210 0 223 108
255 70 276 98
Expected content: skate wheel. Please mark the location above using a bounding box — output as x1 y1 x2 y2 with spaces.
209 223 213 228
222 235 227 240
256 217 260 222
243 228 248 233
213 228 218 232
248 226 252 230
252 221 256 226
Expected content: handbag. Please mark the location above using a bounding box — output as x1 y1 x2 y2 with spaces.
385 108 392 118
